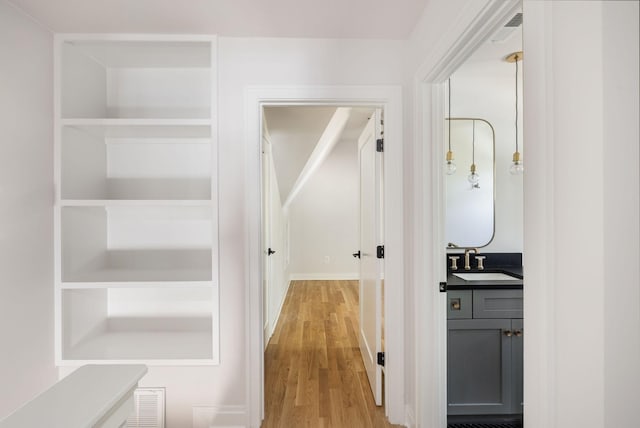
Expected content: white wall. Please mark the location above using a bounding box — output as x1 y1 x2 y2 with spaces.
0 0 57 418
288 136 359 279
602 3 639 426
523 1 639 428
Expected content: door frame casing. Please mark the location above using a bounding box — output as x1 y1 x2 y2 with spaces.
245 86 404 427
411 1 521 427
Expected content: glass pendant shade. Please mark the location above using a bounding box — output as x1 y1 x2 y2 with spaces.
468 163 480 185
510 151 524 175
446 150 457 174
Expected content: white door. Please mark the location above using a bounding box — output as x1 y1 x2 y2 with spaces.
262 134 272 345
357 110 384 406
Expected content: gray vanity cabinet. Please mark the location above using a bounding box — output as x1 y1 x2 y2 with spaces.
511 318 524 414
447 289 523 416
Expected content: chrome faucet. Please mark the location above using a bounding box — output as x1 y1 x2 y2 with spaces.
464 248 479 270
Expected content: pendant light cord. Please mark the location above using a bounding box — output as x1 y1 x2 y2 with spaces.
472 119 476 164
515 56 519 154
448 78 452 152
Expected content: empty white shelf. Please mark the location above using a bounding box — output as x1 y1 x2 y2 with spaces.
63 330 213 361
61 287 215 362
62 249 213 283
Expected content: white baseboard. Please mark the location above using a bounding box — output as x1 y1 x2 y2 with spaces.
290 273 359 281
193 405 246 428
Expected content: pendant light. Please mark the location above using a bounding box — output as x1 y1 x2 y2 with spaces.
445 78 457 174
506 51 524 175
468 120 480 187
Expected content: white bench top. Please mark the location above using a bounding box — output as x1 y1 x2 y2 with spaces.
0 364 147 428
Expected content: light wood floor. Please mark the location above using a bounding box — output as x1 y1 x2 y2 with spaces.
262 280 401 428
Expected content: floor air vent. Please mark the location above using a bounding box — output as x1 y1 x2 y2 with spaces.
448 423 522 428
125 388 165 428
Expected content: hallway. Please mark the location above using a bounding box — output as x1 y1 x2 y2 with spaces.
262 280 399 428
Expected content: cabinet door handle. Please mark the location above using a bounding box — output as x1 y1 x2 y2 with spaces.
503 330 513 337
514 330 523 337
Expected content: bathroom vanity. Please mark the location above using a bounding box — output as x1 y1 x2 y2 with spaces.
445 253 523 418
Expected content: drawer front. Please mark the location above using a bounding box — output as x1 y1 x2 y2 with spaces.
473 290 523 319
447 290 472 319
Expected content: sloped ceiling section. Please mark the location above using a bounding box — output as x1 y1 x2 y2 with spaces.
265 106 337 201
9 0 428 38
264 106 373 203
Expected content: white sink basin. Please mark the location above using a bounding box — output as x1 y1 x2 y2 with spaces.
453 272 519 281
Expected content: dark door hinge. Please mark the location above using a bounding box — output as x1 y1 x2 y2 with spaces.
439 281 447 292
377 352 385 367
376 245 384 259
376 138 384 152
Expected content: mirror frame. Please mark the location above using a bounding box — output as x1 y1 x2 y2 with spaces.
445 117 496 249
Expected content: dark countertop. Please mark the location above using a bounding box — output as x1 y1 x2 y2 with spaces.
445 252 523 290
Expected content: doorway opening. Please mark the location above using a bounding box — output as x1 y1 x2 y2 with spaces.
442 16 524 428
260 105 390 426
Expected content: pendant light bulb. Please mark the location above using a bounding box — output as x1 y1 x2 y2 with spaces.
510 151 524 175
468 163 480 186
446 150 457 175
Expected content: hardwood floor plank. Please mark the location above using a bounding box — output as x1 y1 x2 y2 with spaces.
262 280 401 428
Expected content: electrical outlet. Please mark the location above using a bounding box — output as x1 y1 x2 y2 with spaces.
324 256 330 264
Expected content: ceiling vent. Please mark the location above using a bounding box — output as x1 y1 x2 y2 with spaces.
125 388 165 428
491 13 523 43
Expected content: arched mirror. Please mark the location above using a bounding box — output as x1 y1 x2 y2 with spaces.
445 118 495 248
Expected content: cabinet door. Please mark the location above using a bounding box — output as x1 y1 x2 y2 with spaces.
511 318 524 414
448 319 513 415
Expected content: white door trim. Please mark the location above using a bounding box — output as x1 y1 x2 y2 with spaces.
245 85 404 427
411 1 520 427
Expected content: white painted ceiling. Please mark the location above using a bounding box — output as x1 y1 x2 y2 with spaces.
9 0 429 38
264 106 372 201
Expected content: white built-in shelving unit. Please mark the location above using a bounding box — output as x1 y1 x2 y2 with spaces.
54 35 218 365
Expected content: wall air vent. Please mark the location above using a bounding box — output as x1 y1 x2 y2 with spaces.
125 388 165 428
491 12 523 43
504 13 523 28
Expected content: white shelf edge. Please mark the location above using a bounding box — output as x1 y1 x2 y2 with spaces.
59 199 214 207
104 137 212 145
57 34 217 43
59 281 215 289
61 118 212 126
56 358 218 367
